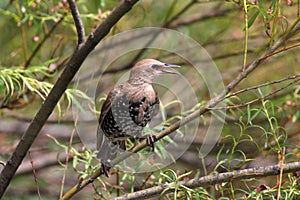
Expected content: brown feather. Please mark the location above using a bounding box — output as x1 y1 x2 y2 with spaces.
97 59 180 173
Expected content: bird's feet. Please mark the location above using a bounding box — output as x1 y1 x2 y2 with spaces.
139 134 158 151
100 163 110 177
146 134 158 149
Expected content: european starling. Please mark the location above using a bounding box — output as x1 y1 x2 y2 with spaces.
97 59 180 176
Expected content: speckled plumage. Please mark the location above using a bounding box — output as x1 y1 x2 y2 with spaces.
98 82 159 145
97 59 180 176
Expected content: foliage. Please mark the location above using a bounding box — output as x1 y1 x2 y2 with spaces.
0 0 300 199
0 62 56 106
0 61 93 117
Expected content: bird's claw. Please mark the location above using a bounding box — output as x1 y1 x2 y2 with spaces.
100 163 110 177
144 134 157 151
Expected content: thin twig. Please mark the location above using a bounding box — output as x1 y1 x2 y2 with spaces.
28 151 41 200
67 0 85 46
75 7 236 83
164 0 197 27
15 152 72 176
59 117 77 198
114 161 300 200
277 147 285 200
168 8 233 28
227 74 300 98
60 18 300 200
0 0 140 197
213 77 300 110
258 42 300 61
242 0 248 70
116 0 199 80
24 16 65 69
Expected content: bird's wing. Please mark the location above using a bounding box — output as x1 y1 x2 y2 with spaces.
98 84 123 125
129 85 159 127
97 84 126 160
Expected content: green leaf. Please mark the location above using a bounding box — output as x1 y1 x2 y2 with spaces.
248 11 260 28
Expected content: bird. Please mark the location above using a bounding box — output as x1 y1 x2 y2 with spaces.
97 58 180 176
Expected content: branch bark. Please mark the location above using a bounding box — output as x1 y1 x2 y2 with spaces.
114 161 300 200
60 17 300 200
75 6 235 83
67 0 85 46
0 0 139 197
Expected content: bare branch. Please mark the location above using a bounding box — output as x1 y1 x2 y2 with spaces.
164 0 198 27
59 121 77 199
24 16 65 69
60 17 300 200
114 161 300 200
74 7 238 82
168 8 233 28
213 76 300 110
67 0 85 46
28 151 41 199
0 0 139 197
227 74 300 98
258 42 300 61
15 152 70 176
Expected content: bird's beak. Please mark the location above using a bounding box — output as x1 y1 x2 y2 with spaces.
162 63 181 75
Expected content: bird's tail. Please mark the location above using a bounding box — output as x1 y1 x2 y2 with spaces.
97 128 122 167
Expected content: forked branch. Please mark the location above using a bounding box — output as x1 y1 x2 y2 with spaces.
61 17 300 200
0 0 139 197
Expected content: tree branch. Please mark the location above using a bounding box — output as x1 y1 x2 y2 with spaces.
24 16 65 69
60 16 300 200
15 152 71 176
212 76 300 110
227 74 300 99
0 0 139 197
67 0 85 46
163 0 198 27
168 8 233 28
114 161 300 200
74 7 237 83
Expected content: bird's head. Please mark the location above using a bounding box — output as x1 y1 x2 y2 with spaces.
129 59 180 84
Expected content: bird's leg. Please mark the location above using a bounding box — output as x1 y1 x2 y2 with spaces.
100 162 111 177
124 133 158 151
